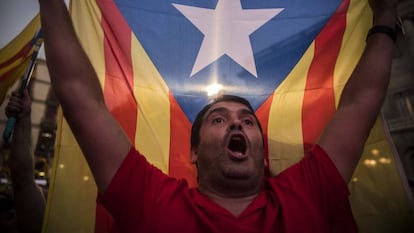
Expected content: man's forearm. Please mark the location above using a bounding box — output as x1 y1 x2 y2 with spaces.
38 0 132 192
10 117 34 186
10 116 46 233
13 182 46 233
317 1 399 182
39 0 105 109
338 5 397 113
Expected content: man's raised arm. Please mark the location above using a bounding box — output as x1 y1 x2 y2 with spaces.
39 0 131 192
318 0 399 182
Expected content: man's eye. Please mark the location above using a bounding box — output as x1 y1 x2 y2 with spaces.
212 118 225 124
243 119 254 126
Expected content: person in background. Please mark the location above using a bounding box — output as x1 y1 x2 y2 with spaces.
5 90 45 233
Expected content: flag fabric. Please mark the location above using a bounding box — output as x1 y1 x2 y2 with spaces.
43 0 414 232
0 14 41 105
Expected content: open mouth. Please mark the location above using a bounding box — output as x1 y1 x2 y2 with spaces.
227 134 247 160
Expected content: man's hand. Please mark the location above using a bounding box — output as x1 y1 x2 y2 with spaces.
5 90 31 121
369 0 399 26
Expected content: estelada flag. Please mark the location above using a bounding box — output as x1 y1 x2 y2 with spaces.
0 15 41 105
43 0 414 232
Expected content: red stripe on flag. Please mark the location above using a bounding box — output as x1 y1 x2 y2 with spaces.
168 92 197 187
0 41 33 71
302 0 349 152
99 0 137 142
256 94 274 177
94 2 137 233
0 57 30 83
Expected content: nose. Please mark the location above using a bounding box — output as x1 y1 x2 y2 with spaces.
229 118 242 131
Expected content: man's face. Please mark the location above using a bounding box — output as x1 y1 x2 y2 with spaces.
192 101 265 195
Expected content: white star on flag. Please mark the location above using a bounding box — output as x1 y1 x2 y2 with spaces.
173 0 284 78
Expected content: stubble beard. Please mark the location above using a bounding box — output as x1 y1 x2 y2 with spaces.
197 132 265 198
199 151 264 198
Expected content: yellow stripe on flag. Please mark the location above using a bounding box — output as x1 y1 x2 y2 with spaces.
43 109 97 232
0 14 40 104
267 44 313 175
71 0 105 87
132 36 171 173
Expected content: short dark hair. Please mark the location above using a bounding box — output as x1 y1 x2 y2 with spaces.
190 95 263 149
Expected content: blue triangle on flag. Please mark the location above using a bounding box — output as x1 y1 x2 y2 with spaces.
116 0 342 122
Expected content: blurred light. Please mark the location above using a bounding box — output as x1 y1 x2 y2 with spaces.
379 157 391 164
35 179 48 186
0 178 8 184
59 164 65 169
206 83 223 96
371 148 380 156
83 176 89 182
41 132 54 138
364 159 377 167
38 172 46 177
352 177 358 183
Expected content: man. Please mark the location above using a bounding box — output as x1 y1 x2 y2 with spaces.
5 90 46 233
39 0 398 232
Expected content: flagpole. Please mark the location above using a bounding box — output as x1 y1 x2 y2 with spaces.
2 29 44 142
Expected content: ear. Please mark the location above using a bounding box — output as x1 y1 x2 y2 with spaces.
191 148 198 164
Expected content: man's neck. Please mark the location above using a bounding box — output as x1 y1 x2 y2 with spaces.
198 188 259 217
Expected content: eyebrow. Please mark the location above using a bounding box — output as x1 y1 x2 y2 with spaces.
205 107 255 120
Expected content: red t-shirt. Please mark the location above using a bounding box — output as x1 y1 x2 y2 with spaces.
99 145 357 233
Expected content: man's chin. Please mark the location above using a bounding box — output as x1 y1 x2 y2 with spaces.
221 167 254 180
